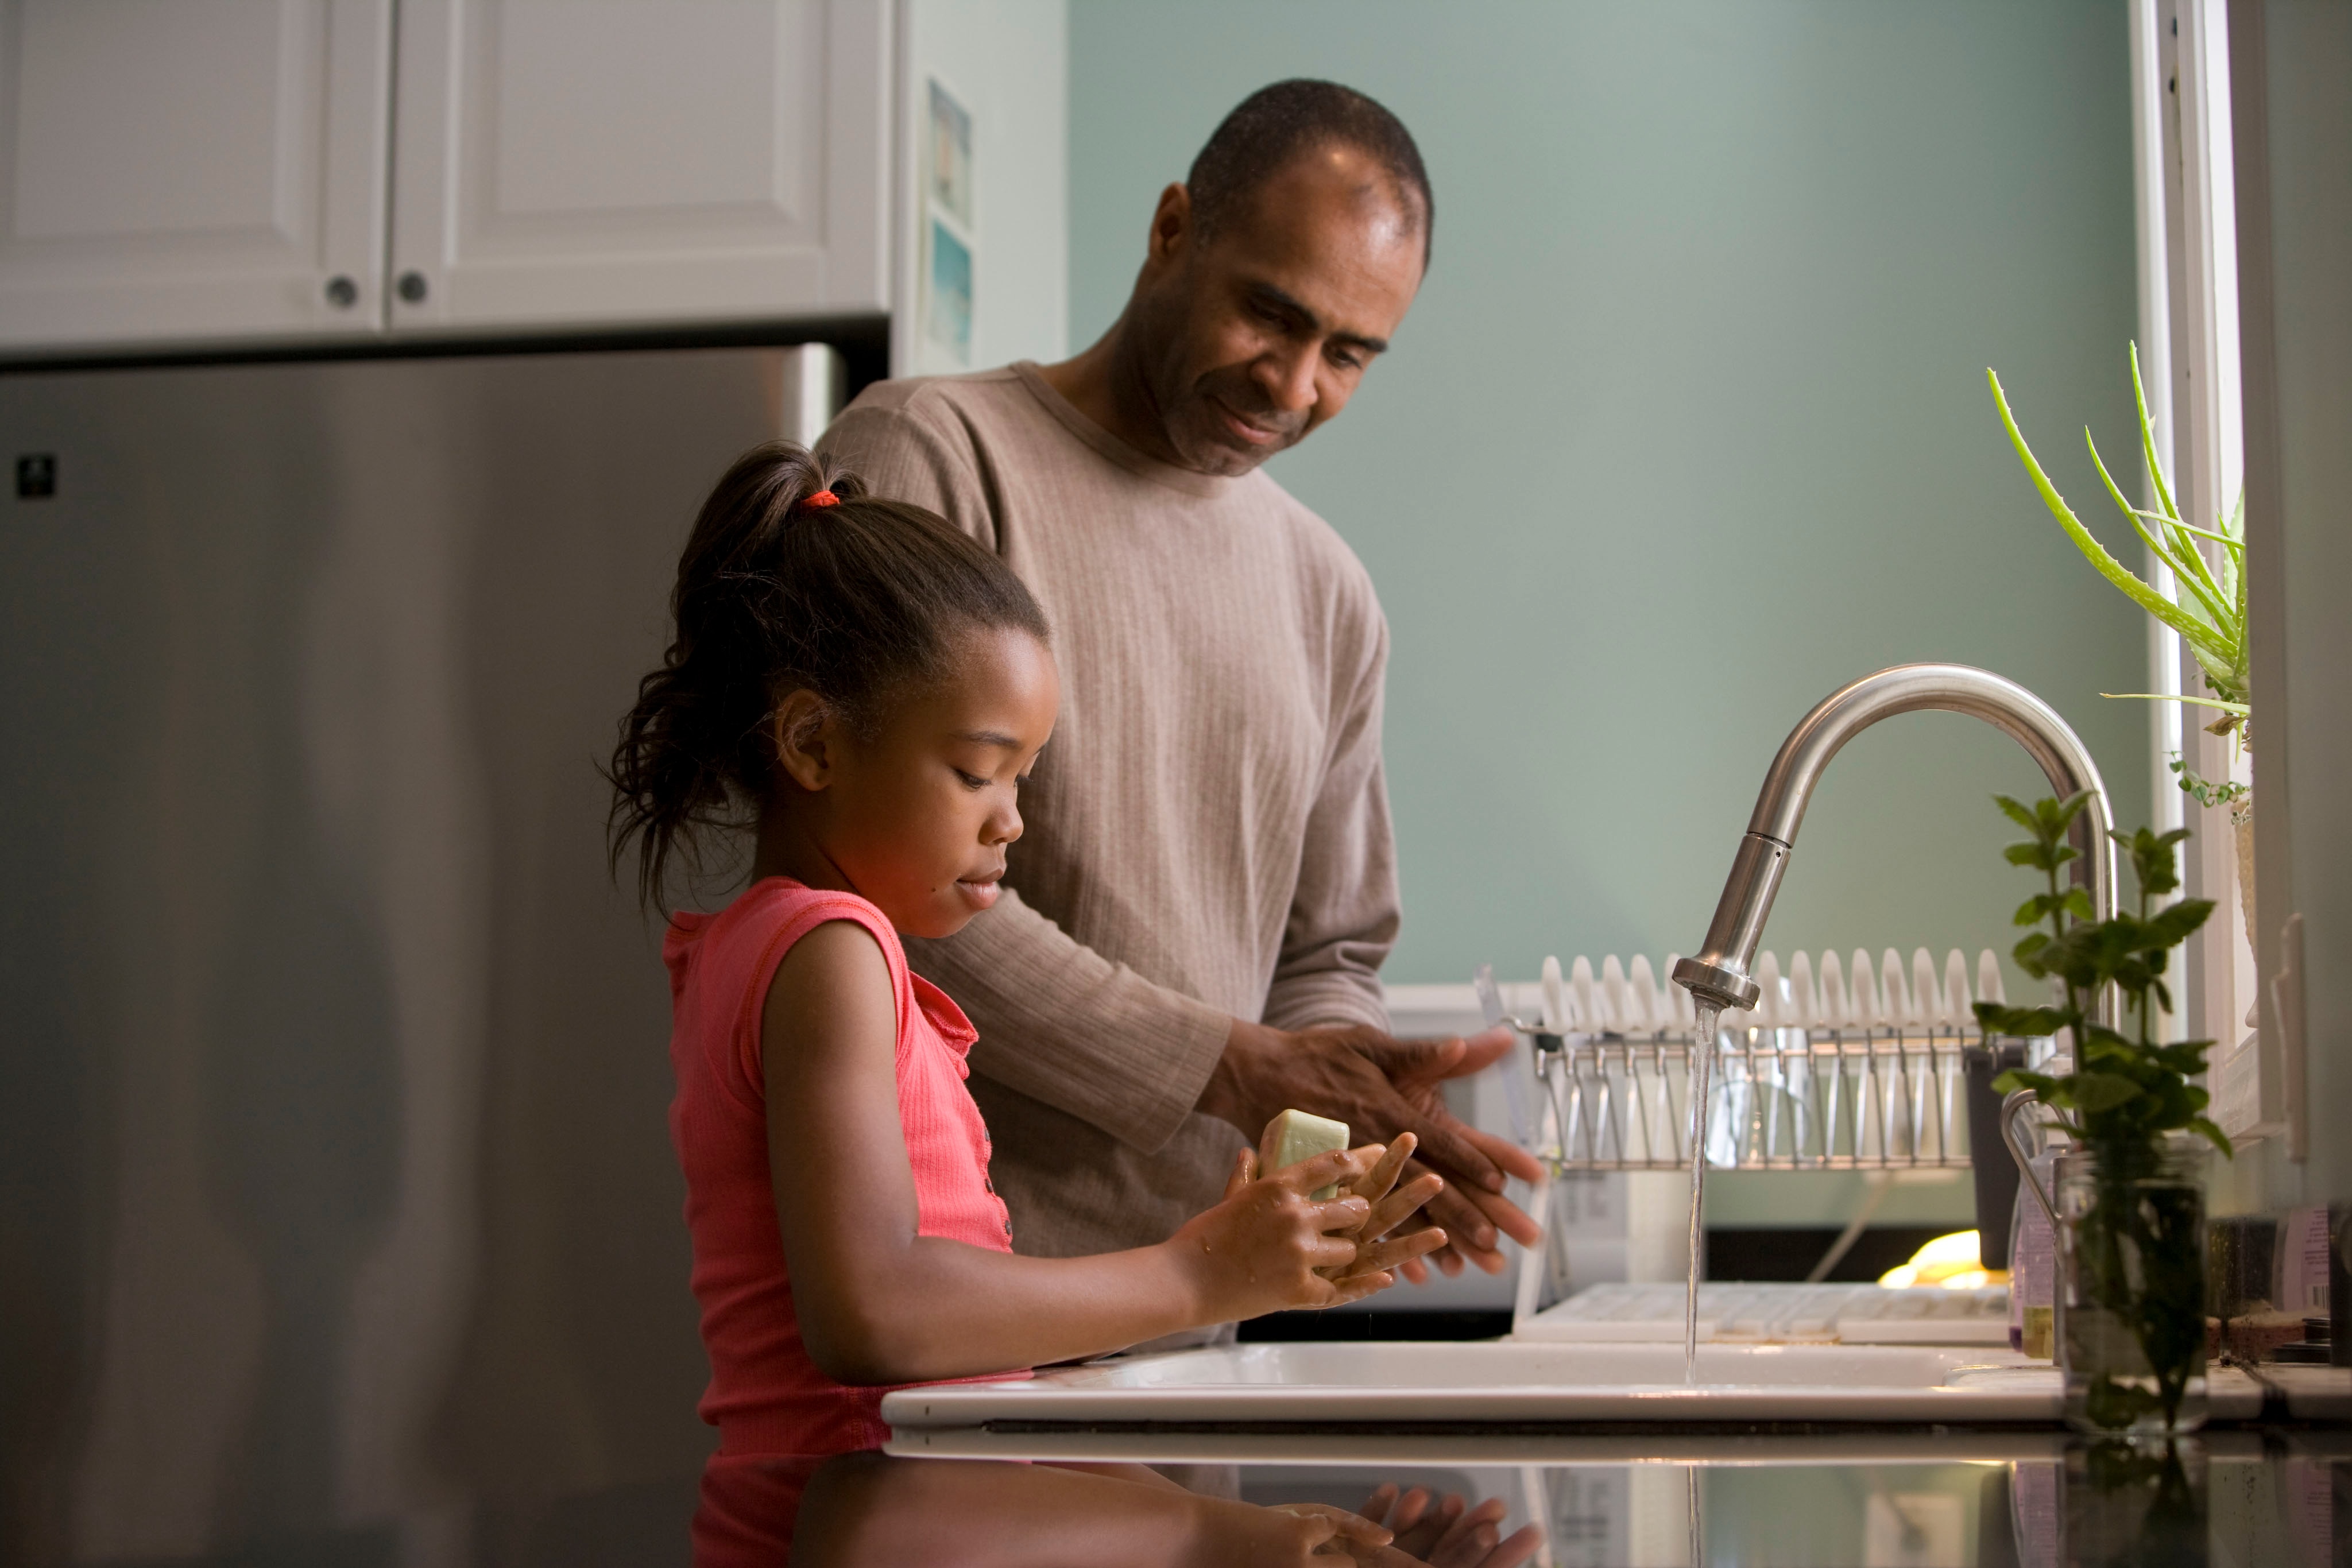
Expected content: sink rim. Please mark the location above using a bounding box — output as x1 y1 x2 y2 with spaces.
1061 1338 2026 1387
878 1339 2086 1430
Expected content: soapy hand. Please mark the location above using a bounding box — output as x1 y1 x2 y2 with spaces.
1201 1022 1544 1281
1169 1145 1445 1322
1318 1131 1449 1292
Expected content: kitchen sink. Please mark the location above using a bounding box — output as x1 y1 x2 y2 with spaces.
879 1339 2090 1430
878 1339 2352 1434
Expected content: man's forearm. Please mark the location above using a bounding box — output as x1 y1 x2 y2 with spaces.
904 888 1233 1156
1193 1017 1286 1135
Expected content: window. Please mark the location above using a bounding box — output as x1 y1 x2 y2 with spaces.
2134 0 2270 1137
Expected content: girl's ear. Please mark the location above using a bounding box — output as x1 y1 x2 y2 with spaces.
770 689 840 793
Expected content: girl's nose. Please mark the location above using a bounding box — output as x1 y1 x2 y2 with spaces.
988 798 1023 846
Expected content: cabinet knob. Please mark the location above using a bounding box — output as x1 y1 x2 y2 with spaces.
396 271 430 305
324 275 358 309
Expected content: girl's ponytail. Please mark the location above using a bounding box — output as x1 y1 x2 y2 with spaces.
608 441 1046 909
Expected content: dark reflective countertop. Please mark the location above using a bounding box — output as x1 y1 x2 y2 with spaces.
682 1430 2351 1566
13 1419 2349 1563
629 1430 2352 1566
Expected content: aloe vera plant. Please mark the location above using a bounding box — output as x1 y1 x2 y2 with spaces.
1986 346 2249 761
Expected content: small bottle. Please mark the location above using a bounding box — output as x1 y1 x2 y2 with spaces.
2007 1182 2029 1352
2007 1147 2059 1358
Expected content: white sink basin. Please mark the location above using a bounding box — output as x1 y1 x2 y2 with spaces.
880 1339 2099 1430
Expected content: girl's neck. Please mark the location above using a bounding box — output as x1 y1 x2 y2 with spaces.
749 805 858 897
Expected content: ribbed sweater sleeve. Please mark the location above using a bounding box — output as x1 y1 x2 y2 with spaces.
903 891 1232 1155
1260 608 1398 1036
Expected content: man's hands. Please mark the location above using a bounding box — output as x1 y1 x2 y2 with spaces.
1199 1022 1543 1279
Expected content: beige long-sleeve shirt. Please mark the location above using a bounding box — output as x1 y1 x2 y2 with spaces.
818 362 1398 1257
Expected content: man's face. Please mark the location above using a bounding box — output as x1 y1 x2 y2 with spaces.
1133 144 1425 477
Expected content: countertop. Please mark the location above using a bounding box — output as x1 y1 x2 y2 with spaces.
719 1428 2351 1565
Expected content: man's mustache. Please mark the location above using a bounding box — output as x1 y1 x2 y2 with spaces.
1204 384 1307 436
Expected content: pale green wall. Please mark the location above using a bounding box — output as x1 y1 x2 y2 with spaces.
1069 1 2154 990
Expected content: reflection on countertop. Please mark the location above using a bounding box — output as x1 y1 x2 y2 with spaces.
10 1420 2346 1562
746 1431 2343 1567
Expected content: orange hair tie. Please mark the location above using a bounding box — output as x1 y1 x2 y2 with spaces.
803 489 840 509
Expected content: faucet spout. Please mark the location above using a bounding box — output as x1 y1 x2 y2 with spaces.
1671 664 2115 1020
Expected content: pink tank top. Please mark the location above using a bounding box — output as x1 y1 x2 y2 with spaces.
664 878 1017 1454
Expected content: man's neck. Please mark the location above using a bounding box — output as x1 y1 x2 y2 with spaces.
1035 319 1186 469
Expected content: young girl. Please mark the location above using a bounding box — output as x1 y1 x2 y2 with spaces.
610 443 1445 1457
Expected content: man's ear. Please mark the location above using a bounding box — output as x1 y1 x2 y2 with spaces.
1145 181 1192 270
770 688 839 793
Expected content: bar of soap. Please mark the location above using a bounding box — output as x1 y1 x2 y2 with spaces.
1260 1109 1351 1200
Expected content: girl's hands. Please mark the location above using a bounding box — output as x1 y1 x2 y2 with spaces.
1355 1485 1544 1568
1259 1486 1542 1567
1321 1132 1448 1300
1170 1142 1450 1323
1227 1503 1397 1565
1170 1147 1378 1321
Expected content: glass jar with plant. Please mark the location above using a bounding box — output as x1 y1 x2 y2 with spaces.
1986 348 2253 944
1980 792 2233 1436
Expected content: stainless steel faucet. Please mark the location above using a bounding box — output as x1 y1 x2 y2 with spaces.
1672 664 2115 1018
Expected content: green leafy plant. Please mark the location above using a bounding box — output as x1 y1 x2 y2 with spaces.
2168 753 2247 810
1978 792 2231 1431
1987 347 2250 800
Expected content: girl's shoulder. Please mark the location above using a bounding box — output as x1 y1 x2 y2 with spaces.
664 878 909 1005
666 879 916 1112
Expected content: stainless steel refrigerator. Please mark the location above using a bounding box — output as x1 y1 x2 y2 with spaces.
1 344 843 1565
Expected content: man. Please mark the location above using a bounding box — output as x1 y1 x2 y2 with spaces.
820 80 1540 1284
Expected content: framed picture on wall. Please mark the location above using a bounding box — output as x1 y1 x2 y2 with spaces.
920 78 975 367
926 218 972 363
927 79 973 227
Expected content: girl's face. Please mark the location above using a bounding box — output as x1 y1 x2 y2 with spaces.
773 626 1059 939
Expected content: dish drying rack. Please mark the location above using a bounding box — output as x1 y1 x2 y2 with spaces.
1477 947 2033 1172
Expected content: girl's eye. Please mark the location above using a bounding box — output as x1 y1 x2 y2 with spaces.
954 769 988 790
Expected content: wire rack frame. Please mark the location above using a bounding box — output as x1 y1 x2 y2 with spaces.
1533 1024 1978 1172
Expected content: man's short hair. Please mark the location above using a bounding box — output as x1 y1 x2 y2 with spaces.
1186 80 1433 265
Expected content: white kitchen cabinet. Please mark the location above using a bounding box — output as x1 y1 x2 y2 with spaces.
386 0 889 335
0 0 1057 355
0 0 394 352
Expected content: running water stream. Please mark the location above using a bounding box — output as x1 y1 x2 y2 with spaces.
1683 1002 1722 1384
